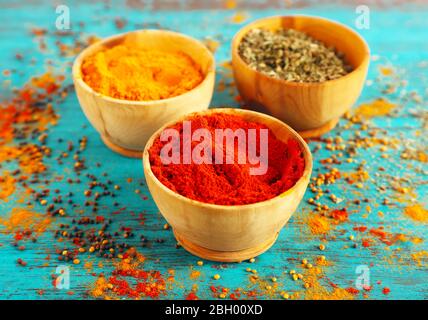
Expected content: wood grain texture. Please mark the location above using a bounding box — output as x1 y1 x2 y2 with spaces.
0 0 427 300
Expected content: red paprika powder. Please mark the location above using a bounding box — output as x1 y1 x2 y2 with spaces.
148 113 305 205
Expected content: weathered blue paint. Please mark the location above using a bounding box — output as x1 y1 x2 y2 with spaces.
0 1 427 300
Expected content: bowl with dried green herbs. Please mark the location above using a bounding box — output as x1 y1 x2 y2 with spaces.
232 15 370 138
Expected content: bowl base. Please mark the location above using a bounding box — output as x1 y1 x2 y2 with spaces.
173 230 278 263
100 135 142 158
297 117 339 139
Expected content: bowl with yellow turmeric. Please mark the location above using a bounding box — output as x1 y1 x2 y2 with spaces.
72 29 215 157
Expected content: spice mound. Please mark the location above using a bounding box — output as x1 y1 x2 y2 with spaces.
148 113 305 205
81 45 203 101
238 28 352 83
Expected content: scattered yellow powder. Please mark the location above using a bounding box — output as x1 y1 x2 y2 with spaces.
230 12 248 24
411 237 424 244
90 275 109 298
315 256 332 267
247 274 280 299
303 266 354 300
404 204 428 222
416 151 428 163
355 98 396 118
0 175 15 201
344 169 370 183
0 145 46 174
84 261 94 273
307 214 331 235
190 269 201 280
411 251 428 267
0 208 51 233
81 45 203 101
379 66 394 76
113 247 146 271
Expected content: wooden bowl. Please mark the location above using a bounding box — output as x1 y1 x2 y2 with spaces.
143 108 312 262
232 15 370 138
72 29 215 158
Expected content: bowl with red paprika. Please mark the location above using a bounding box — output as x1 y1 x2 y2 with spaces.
143 108 312 262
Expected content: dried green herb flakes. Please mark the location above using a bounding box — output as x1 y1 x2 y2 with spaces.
238 28 352 83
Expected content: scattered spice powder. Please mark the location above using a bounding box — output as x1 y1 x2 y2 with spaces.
149 113 305 205
362 238 373 248
0 175 15 201
307 214 331 235
0 208 51 235
303 264 354 300
0 72 61 145
401 149 428 163
238 28 352 82
411 251 428 267
380 66 394 76
354 226 368 233
231 12 248 24
355 98 396 119
185 292 199 300
0 145 47 175
189 269 201 280
89 248 168 299
81 45 203 101
403 204 428 223
369 228 408 246
330 208 348 223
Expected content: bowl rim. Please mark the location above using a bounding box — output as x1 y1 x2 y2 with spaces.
142 108 313 210
231 14 370 87
72 29 215 106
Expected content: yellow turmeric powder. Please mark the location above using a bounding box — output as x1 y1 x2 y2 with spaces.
307 214 331 235
0 208 51 233
81 45 203 101
404 204 428 222
303 265 354 300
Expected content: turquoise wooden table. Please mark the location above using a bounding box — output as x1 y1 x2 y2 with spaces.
0 0 427 300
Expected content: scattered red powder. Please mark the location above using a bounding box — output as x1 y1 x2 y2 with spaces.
367 227 407 246
362 238 372 247
369 228 388 239
185 292 199 300
230 293 239 300
346 287 360 295
88 248 168 299
331 208 348 222
353 226 367 232
149 113 305 205
363 285 372 292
